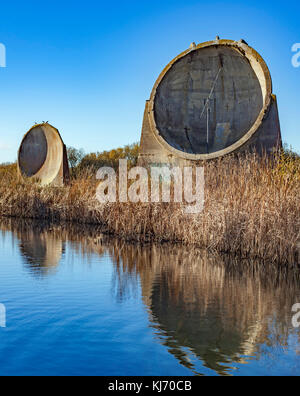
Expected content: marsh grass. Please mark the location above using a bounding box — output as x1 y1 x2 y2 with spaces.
0 152 299 265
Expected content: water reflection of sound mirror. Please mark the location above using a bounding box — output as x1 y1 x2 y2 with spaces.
106 242 300 375
19 230 64 275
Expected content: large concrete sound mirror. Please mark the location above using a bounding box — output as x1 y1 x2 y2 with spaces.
18 123 69 186
139 39 282 165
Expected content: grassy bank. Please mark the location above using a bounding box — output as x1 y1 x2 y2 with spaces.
0 152 299 266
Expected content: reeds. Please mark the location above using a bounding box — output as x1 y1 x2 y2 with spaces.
0 152 299 265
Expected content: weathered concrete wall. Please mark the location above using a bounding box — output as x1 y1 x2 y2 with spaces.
139 39 282 166
18 126 48 177
244 94 282 154
18 123 69 186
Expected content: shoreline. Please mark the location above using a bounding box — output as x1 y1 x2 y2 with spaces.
0 153 299 267
1 216 299 274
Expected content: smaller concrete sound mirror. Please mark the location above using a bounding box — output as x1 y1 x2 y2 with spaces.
18 123 69 186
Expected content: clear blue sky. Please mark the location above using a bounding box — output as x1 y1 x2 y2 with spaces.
0 0 299 163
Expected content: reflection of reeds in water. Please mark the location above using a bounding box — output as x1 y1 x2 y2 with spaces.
1 218 299 375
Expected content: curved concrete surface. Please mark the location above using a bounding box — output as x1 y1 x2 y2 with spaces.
154 46 263 154
18 123 69 186
139 39 282 164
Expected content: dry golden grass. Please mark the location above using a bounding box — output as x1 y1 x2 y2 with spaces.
0 162 17 181
0 152 299 265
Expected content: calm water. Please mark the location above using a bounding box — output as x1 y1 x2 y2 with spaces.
0 218 299 376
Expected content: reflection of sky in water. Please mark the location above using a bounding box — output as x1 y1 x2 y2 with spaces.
0 219 299 376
